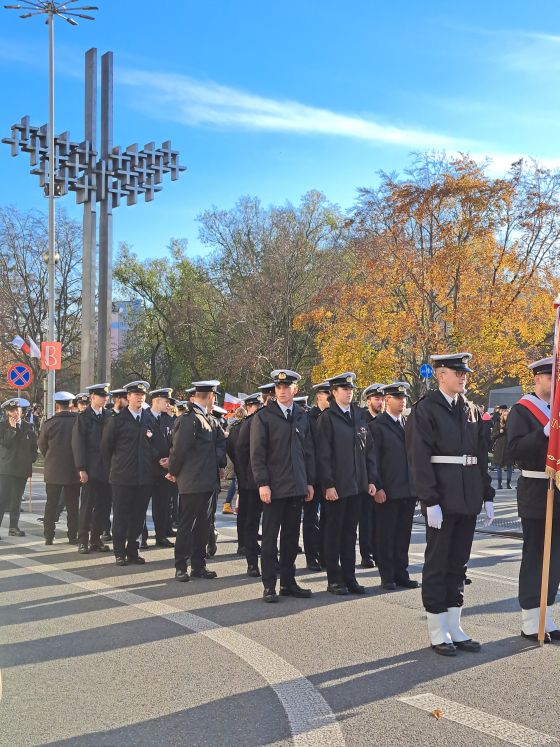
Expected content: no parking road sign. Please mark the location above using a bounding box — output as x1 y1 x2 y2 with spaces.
7 363 33 389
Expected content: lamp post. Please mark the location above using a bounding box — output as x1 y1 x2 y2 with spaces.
3 1 97 416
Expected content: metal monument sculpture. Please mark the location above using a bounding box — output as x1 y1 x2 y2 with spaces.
2 48 186 386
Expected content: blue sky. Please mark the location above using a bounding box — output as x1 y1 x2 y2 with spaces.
2 0 560 260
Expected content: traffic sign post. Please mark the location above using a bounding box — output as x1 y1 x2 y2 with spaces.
7 363 33 390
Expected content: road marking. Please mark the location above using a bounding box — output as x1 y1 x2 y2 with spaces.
2 551 344 747
399 692 558 747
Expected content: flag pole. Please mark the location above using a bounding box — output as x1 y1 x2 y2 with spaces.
537 295 560 645
537 479 555 645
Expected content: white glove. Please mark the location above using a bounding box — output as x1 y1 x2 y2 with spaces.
427 504 443 529
484 501 494 526
544 421 551 437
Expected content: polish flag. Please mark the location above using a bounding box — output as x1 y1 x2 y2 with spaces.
223 392 242 413
10 335 31 355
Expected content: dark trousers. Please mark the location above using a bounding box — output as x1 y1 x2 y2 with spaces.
261 496 304 589
324 493 361 585
167 485 179 534
208 489 219 547
44 483 80 540
174 491 213 571
237 488 247 549
78 479 112 545
111 484 151 559
519 517 560 609
0 474 27 529
151 476 173 540
422 513 477 614
374 498 416 583
359 492 376 561
302 492 321 564
241 488 262 568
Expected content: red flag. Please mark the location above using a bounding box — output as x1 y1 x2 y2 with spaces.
546 296 560 488
10 335 31 356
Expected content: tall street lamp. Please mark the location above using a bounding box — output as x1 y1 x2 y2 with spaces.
3 1 97 416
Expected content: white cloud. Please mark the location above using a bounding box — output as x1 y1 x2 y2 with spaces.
118 68 469 150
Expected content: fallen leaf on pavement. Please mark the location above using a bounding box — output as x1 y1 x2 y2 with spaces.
432 708 444 720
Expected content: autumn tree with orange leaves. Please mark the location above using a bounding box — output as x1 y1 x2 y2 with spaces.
299 154 560 400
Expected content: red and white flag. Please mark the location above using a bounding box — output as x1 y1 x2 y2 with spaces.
223 392 242 413
9 335 40 358
10 335 31 356
546 295 560 488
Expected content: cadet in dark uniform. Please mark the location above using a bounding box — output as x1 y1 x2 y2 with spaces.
506 357 560 642
101 381 159 566
72 383 112 553
250 369 316 602
168 380 226 581
74 393 90 413
230 392 263 576
0 397 37 538
258 382 276 406
39 392 80 545
370 382 418 590
406 352 494 656
144 388 175 548
305 381 331 571
208 403 228 556
316 373 377 595
359 383 385 568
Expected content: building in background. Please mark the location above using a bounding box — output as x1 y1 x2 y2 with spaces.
111 299 142 360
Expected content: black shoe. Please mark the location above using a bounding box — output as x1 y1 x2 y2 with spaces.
263 588 278 603
280 583 312 598
360 557 375 569
382 582 397 591
206 545 217 557
101 531 112 542
347 581 366 594
37 517 45 523
155 538 174 548
498 482 503 489
78 543 90 554
548 629 560 641
115 556 127 566
521 631 551 643
168 529 177 537
432 643 457 656
175 568 190 582
90 541 110 553
306 561 322 572
453 639 481 652
191 568 217 579
127 555 146 565
396 578 419 589
465 577 472 585
9 528 25 537
45 538 54 545
247 565 261 577
140 542 150 550
236 546 246 556
507 482 512 489
327 583 349 595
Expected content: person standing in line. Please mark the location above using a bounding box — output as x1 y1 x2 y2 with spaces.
406 352 494 656
358 383 385 568
316 373 377 596
369 382 418 591
506 357 560 642
0 397 37 538
101 381 159 566
230 393 263 577
250 369 316 603
304 381 331 571
492 408 513 489
168 380 226 582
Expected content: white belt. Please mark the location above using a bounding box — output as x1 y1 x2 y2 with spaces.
521 469 548 480
430 455 478 466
